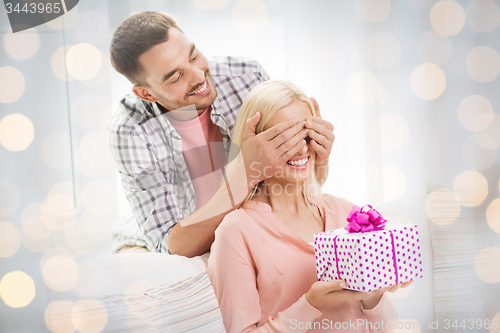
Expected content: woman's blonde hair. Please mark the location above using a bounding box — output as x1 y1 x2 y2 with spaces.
229 80 331 215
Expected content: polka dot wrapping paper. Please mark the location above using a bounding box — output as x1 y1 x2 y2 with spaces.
314 225 423 292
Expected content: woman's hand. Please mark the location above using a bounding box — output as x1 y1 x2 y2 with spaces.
306 280 415 309
305 97 335 166
361 280 415 310
306 280 380 309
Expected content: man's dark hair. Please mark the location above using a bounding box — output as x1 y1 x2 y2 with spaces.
110 11 182 86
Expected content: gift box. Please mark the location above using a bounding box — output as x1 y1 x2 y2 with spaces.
314 205 423 292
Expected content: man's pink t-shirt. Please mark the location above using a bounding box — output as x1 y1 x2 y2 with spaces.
167 107 226 210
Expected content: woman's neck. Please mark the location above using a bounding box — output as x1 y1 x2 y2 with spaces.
253 179 308 214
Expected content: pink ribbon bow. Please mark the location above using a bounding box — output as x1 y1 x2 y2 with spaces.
344 205 386 233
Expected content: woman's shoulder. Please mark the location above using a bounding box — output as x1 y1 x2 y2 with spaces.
215 205 259 238
218 208 250 229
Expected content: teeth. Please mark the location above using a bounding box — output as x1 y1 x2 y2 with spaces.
192 81 207 95
287 157 308 167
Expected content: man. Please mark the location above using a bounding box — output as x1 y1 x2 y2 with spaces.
108 11 334 257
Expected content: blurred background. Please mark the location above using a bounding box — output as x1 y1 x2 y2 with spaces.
1 0 499 332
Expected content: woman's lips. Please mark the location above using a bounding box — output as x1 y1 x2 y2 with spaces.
286 156 309 170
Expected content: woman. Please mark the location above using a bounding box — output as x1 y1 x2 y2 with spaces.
207 81 411 332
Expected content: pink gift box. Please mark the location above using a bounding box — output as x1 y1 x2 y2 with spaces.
314 225 423 292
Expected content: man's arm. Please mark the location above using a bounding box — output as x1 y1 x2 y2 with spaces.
108 122 185 253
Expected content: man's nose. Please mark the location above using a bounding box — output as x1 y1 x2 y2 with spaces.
188 65 206 85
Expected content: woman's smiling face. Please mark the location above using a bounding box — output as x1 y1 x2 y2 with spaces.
263 100 316 184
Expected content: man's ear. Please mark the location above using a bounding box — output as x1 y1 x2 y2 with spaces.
132 85 158 103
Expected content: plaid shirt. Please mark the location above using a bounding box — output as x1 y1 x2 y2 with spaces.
108 56 269 253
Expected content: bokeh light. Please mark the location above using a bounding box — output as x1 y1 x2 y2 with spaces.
22 235 56 253
381 165 407 202
41 132 72 170
81 56 110 88
0 113 34 152
101 104 117 131
425 188 461 225
193 0 228 10
461 135 497 171
71 300 108 333
0 180 20 217
51 46 76 82
66 43 102 81
0 67 25 103
466 0 500 33
45 301 75 333
41 192 76 231
42 253 79 292
457 95 494 132
45 6 79 29
474 113 500 149
3 28 40 60
0 271 36 308
486 198 500 234
231 0 268 34
21 203 54 240
65 220 101 254
474 247 500 283
354 0 391 22
73 261 106 297
74 10 110 46
345 71 381 107
74 93 109 130
80 214 112 241
410 63 446 100
0 221 21 258
81 179 117 216
365 32 401 69
416 31 452 66
466 46 500 83
492 313 500 333
75 131 112 177
430 0 466 36
453 170 488 207
377 114 410 151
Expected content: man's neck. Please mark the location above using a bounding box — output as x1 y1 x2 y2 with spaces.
157 103 206 121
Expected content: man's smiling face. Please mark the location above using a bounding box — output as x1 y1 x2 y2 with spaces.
134 28 217 113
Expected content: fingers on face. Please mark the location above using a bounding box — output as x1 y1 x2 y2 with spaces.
309 139 328 158
243 113 262 139
307 128 330 148
259 117 299 142
305 117 334 131
305 121 334 145
274 123 308 153
278 138 307 163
